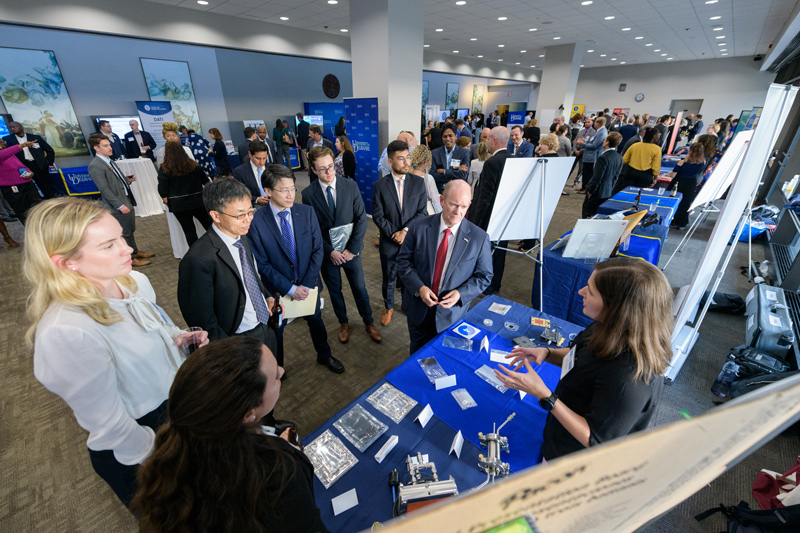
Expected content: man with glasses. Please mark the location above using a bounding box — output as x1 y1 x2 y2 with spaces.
177 178 279 360
302 146 381 344
306 124 334 183
249 164 344 374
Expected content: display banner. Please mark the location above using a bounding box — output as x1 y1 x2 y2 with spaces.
304 102 345 141
572 104 585 116
243 119 265 131
59 166 100 196
343 97 379 214
508 102 527 126
744 106 763 131
425 105 440 123
136 101 174 148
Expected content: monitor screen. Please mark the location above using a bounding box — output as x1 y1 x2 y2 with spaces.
91 115 141 136
0 115 9 137
456 108 469 119
296 115 324 127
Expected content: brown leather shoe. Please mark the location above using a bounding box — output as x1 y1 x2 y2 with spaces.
380 308 393 325
134 251 155 259
365 323 382 343
131 258 151 267
338 323 350 343
374 236 380 246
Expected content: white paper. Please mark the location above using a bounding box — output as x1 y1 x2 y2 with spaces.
481 336 490 354
766 290 778 301
374 435 399 464
747 315 755 329
435 374 457 390
282 286 319 319
518 390 528 400
453 322 481 339
415 404 434 427
331 488 359 516
450 430 465 459
769 315 783 328
490 349 511 364
487 303 511 315
561 347 576 379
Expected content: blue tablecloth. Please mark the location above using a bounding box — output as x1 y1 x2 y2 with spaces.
597 186 682 227
532 224 669 328
302 296 584 532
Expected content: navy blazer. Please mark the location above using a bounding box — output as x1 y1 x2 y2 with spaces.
232 162 264 204
430 145 470 192
371 173 428 256
301 176 367 258
469 149 513 232
2 132 55 170
123 130 157 161
92 131 124 160
507 140 534 158
248 203 323 297
397 214 493 332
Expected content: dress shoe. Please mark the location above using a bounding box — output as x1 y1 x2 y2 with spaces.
317 355 345 373
134 251 155 259
365 323 382 343
380 308 393 325
131 258 151 267
374 236 380 246
338 323 350 343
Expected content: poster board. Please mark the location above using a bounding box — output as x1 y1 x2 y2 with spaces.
689 130 753 210
485 157 574 242
135 101 175 148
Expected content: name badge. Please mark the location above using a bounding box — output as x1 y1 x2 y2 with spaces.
32 143 40 149
561 346 576 379
450 159 461 169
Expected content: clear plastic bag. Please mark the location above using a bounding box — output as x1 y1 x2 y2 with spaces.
475 364 509 393
442 335 473 351
305 429 358 489
451 388 478 410
366 383 418 424
418 356 448 383
333 404 389 452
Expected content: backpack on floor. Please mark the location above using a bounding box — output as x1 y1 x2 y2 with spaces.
695 500 800 532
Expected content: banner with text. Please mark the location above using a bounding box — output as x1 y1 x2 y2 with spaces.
59 166 100 196
508 102 528 126
344 97 380 214
304 102 345 141
136 101 175 148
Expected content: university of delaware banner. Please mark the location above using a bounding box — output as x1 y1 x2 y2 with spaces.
344 97 379 214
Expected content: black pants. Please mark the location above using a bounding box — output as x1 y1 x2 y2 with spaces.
87 400 168 508
321 255 373 325
582 162 595 191
275 293 331 366
582 194 607 219
408 306 439 356
0 182 41 225
235 322 279 360
485 240 508 295
624 167 655 189
173 207 213 247
670 178 699 227
28 163 57 199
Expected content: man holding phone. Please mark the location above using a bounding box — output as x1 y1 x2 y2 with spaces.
87 133 155 267
3 121 57 199
0 138 42 224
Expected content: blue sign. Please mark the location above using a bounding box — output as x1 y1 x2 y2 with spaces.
508 111 526 126
304 102 345 141
344 97 380 214
59 166 100 196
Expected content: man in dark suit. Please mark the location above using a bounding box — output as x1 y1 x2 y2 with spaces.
306 124 334 183
469 126 512 296
248 164 344 374
296 113 310 170
254 125 279 165
177 178 278 358
471 127 491 161
689 114 704 142
302 146 381 344
123 120 156 161
87 134 154 267
237 126 258 165
507 125 534 157
372 140 428 326
582 132 624 219
232 140 271 208
455 119 472 141
4 121 56 198
430 123 470 192
92 120 123 160
397 180 493 354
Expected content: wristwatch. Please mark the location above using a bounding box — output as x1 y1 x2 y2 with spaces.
539 392 558 412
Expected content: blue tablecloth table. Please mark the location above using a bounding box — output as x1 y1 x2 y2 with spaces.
597 186 682 227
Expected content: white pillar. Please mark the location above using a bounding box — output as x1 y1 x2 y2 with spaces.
350 0 424 149
536 43 584 120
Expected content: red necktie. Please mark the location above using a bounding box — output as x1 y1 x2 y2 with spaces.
431 228 452 296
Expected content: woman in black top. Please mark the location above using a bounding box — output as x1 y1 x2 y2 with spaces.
334 135 356 180
207 128 231 178
523 118 540 146
667 142 708 229
496 258 672 461
334 116 346 137
157 141 213 246
133 336 327 533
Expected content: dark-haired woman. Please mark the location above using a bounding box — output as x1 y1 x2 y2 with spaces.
334 135 356 180
273 119 293 168
133 336 327 533
157 141 213 246
496 257 671 461
208 128 231 178
334 116 346 137
667 142 707 230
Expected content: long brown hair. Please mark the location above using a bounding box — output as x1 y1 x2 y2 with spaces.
587 258 673 381
337 135 353 153
133 337 295 532
686 142 706 164
160 140 198 176
696 134 717 158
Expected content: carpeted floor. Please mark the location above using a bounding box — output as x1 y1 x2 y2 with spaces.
0 169 796 532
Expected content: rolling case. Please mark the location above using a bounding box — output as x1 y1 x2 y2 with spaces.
745 285 795 361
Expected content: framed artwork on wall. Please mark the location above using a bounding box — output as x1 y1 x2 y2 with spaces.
445 82 460 115
140 58 203 136
0 47 88 156
472 85 485 115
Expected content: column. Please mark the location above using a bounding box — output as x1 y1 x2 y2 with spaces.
536 43 584 123
350 0 424 148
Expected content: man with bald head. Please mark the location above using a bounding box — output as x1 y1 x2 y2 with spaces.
471 126 491 161
397 179 493 354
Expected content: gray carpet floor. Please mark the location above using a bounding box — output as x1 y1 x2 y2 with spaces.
0 169 796 532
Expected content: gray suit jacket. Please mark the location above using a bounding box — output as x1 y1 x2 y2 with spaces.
397 214 492 332
88 156 134 211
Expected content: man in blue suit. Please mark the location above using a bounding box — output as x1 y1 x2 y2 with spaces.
232 140 271 208
430 124 470 193
123 120 156 161
397 179 493 355
507 125 534 157
92 120 124 160
248 164 345 374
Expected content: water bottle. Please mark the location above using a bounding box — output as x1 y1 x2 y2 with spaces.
711 361 739 397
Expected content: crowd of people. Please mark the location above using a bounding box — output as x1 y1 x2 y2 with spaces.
16 103 746 531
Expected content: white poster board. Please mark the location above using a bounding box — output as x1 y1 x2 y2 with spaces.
382 373 800 533
486 157 574 242
563 219 629 259
690 130 753 210
426 105 440 123
670 84 798 380
538 108 557 129
243 119 265 131
135 101 175 148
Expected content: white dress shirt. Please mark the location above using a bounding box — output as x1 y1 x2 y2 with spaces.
322 179 337 207
437 215 463 287
392 172 405 211
33 271 183 465
15 133 33 160
211 224 266 333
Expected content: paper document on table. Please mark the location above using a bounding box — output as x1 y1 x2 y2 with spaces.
329 223 354 253
282 287 319 319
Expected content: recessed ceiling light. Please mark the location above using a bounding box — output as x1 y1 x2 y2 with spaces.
477 55 483 57
620 61 626 64
604 16 615 20
529 28 537 31
531 65 536 67
456 0 466 4
436 28 443 32
600 54 607 57
328 0 339 4
520 50 527 53
498 16 507 21
713 27 723 31
635 36 643 39
720 48 727 51
515 62 520 65
581 1 593 5
718 42 726 46
654 49 661 52
280 16 289 20
660 53 667 56
424 44 430 47
580 64 585 67
645 43 653 46
667 57 674 60
197 0 208 4
340 28 348 32
539 54 545 57
498 44 505 47
498 59 504 61
721 53 728 55
622 27 631 31
705 0 718 3
710 15 721 20
453 50 459 53
587 49 595 52
716 35 725 39
553 36 561 40
611 57 617 60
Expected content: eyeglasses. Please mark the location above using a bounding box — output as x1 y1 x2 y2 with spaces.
218 208 255 221
314 165 335 175
272 187 297 194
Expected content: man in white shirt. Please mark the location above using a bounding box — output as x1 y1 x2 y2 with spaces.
123 120 156 162
3 121 56 198
232 141 272 208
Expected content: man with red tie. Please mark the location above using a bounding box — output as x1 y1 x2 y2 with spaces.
396 179 493 355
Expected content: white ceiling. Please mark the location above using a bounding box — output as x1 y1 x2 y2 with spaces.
145 0 799 69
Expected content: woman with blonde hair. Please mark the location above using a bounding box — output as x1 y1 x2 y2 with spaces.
156 122 194 167
25 198 208 507
667 142 708 229
409 145 441 214
469 140 491 194
496 257 671 460
524 118 540 146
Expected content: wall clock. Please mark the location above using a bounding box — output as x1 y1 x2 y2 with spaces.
323 74 340 99
635 93 645 102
